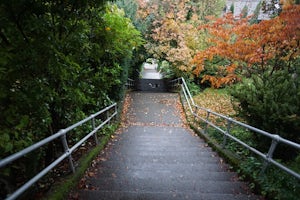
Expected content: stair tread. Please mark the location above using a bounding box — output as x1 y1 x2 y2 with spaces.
78 190 261 200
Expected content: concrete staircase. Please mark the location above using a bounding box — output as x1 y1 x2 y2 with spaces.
75 92 261 200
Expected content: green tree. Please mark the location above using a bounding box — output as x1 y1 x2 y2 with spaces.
0 1 143 197
241 5 248 18
230 3 234 13
116 0 154 79
249 1 262 24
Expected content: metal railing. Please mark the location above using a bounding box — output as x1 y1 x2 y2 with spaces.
170 77 300 180
0 103 118 200
125 78 135 89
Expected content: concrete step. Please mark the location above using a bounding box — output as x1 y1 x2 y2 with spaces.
93 168 238 181
79 190 261 200
100 154 221 164
95 160 229 172
114 127 207 146
110 141 210 150
105 145 216 156
112 137 209 148
86 179 250 195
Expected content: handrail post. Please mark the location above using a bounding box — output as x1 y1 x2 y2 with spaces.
223 119 232 148
114 104 118 121
60 132 75 173
92 116 99 145
194 106 198 122
260 135 280 175
204 110 211 134
107 110 110 125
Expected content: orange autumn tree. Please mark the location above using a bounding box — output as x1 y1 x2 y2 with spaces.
144 0 200 75
193 3 300 88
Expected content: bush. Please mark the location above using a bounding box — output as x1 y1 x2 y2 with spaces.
0 1 143 198
230 70 300 160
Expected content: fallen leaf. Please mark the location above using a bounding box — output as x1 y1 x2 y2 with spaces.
88 172 95 177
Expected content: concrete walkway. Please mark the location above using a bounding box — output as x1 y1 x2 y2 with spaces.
75 92 260 200
141 62 163 79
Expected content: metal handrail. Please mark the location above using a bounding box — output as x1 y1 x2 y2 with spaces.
170 77 300 180
125 78 135 89
0 103 118 200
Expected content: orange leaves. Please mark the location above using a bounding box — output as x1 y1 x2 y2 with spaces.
245 5 300 63
201 74 240 89
227 63 237 73
192 4 300 88
193 65 204 76
193 88 236 123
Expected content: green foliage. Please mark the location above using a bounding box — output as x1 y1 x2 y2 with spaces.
187 0 226 21
199 56 232 88
102 4 144 60
205 124 300 199
115 0 149 80
45 123 118 200
241 5 248 18
230 70 300 154
116 0 138 21
158 60 175 79
116 0 154 36
193 87 300 199
0 0 143 197
230 3 234 13
186 81 201 96
250 1 262 24
239 156 300 200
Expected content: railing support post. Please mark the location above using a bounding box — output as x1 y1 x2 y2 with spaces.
222 119 232 148
107 111 110 125
114 104 118 122
194 106 198 122
260 135 280 175
204 111 211 134
92 116 99 145
60 132 75 173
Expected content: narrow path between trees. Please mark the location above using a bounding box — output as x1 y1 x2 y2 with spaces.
70 92 261 200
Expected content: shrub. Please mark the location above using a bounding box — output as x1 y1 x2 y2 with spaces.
230 70 300 160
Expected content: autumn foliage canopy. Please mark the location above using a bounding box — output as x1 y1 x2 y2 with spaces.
137 0 225 77
193 3 300 88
